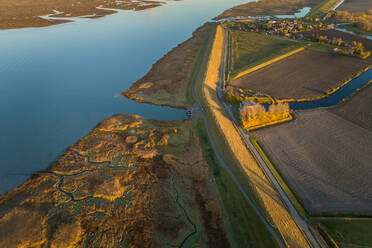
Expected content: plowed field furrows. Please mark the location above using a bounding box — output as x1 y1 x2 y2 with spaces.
230 49 370 99
338 0 372 13
255 110 372 214
331 84 372 131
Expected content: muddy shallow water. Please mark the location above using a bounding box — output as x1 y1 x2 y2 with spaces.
0 0 254 194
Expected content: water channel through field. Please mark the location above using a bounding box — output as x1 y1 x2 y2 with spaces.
0 0 254 194
289 68 372 110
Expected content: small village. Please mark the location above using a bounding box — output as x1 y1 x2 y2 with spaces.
225 18 371 59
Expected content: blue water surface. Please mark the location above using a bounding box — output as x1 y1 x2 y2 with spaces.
0 0 253 194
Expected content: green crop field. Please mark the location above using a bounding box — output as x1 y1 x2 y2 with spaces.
230 31 301 79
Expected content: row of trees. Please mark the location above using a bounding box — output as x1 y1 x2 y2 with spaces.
333 11 372 32
240 103 290 129
311 34 371 59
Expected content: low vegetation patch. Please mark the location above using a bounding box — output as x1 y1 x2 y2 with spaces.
123 23 213 108
0 115 230 247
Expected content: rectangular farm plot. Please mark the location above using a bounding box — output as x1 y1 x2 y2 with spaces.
338 0 372 13
231 31 301 77
254 110 372 214
230 49 370 99
331 85 372 132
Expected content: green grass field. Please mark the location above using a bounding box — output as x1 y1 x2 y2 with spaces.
249 135 310 219
230 31 301 78
312 218 372 247
196 119 280 248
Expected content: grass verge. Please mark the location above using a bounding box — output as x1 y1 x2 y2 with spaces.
249 134 310 219
310 218 372 247
185 23 215 106
196 119 280 248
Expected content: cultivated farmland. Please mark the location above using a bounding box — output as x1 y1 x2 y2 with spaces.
331 83 372 131
338 0 372 13
230 49 370 99
254 110 372 214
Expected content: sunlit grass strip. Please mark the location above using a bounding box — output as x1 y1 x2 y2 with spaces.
199 25 311 248
231 47 305 81
244 115 293 131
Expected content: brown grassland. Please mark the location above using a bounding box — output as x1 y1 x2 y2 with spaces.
230 49 371 99
0 114 230 247
199 25 311 247
217 0 323 19
0 0 164 29
123 23 212 109
254 110 372 214
338 0 372 13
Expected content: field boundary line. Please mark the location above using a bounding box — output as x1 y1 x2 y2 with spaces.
231 47 305 81
249 135 310 219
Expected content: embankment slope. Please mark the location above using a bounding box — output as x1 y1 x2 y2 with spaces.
198 25 311 248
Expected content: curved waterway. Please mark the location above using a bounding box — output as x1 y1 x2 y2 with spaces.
289 68 372 110
0 0 254 194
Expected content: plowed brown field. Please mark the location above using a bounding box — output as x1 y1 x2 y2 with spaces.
254 110 372 214
230 49 370 99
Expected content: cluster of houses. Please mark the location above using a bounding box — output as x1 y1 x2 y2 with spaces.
311 34 371 58
231 18 330 38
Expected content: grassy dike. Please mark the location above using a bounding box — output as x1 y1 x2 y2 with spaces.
195 24 312 248
196 119 280 247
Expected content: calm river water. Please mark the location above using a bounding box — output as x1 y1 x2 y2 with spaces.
0 0 253 194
